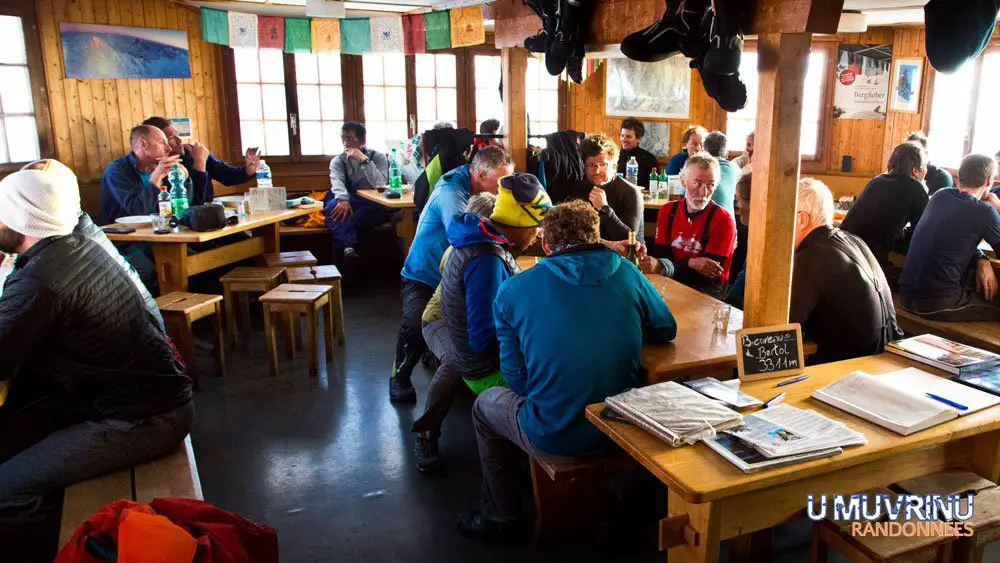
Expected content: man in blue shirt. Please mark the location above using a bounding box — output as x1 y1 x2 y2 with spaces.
390 147 513 403
702 131 738 217
142 116 259 189
457 199 677 542
899 154 1000 321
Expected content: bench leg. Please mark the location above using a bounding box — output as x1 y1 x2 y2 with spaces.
239 293 251 341
333 280 345 346
305 308 318 378
212 302 227 378
324 302 335 362
284 312 297 360
181 318 200 390
730 529 773 563
529 459 604 546
810 525 829 563
262 304 278 377
223 284 237 346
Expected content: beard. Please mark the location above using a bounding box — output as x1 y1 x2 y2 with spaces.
686 196 710 212
0 226 24 254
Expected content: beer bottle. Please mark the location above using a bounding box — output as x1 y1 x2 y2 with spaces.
625 230 640 266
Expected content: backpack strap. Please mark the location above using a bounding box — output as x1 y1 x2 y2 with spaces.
700 204 718 251
665 200 681 245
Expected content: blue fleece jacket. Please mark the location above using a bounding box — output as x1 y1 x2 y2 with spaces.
446 213 514 355
402 165 472 288
100 153 210 225
492 246 678 457
664 150 689 175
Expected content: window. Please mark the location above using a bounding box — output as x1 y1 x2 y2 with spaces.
725 49 828 158
362 54 408 153
474 55 503 132
928 51 1000 168
525 56 559 146
0 15 39 164
295 52 345 156
414 53 457 133
234 48 289 156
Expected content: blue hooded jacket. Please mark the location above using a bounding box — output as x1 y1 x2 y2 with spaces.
401 165 472 288
492 245 677 457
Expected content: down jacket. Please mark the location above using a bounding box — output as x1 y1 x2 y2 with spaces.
0 233 192 427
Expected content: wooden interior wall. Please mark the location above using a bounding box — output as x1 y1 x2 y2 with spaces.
33 0 228 216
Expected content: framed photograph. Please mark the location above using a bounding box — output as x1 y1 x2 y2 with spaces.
890 57 922 113
605 55 690 119
60 23 191 79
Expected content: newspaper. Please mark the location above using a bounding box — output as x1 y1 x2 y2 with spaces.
724 403 867 458
606 382 743 447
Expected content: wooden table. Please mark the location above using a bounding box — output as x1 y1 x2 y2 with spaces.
585 353 1000 563
106 206 319 294
356 189 417 256
643 195 681 209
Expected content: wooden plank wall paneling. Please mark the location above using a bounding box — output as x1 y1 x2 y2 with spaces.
563 26 941 198
33 0 228 216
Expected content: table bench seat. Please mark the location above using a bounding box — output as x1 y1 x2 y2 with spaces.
891 293 1000 355
58 436 202 548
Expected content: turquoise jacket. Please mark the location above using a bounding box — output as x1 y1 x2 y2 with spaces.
492 245 677 457
712 158 738 217
401 165 472 288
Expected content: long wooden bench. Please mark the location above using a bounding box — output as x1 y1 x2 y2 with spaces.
892 294 1000 354
58 436 202 547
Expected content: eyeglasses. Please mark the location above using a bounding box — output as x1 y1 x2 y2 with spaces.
584 162 611 172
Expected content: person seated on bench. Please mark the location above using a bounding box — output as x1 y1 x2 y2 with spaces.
569 134 644 241
665 125 707 175
142 116 259 189
100 124 211 291
457 200 676 542
791 178 902 364
412 175 552 473
906 131 953 195
726 170 753 309
616 117 657 189
702 131 738 217
731 131 753 171
643 153 737 300
840 141 929 286
899 154 1000 321
323 122 391 265
0 168 193 542
391 147 513 404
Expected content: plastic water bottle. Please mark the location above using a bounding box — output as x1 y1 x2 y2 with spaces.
256 159 273 188
649 167 660 199
626 156 639 185
157 185 172 217
168 164 188 217
388 148 402 191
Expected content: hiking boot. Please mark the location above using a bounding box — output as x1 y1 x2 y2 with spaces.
620 0 696 63
566 56 584 83
389 377 417 403
524 30 549 52
343 247 360 262
456 510 527 543
414 434 443 473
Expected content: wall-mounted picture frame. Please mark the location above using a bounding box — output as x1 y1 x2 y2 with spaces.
605 55 690 119
890 57 922 114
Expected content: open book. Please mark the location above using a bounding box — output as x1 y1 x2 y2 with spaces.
887 334 1000 375
605 382 743 447
813 368 1000 436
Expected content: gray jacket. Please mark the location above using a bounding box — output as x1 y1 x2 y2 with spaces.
329 148 389 201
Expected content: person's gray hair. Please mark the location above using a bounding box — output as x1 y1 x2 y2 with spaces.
797 177 834 228
681 151 721 181
702 131 728 159
129 124 159 150
958 153 998 188
465 192 497 216
432 120 455 130
470 146 513 174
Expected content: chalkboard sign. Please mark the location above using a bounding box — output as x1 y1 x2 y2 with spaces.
736 323 805 381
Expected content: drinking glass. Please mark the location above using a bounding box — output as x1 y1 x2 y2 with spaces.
151 214 171 233
712 303 732 331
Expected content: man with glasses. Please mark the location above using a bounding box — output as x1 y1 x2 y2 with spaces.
571 134 644 240
639 153 736 298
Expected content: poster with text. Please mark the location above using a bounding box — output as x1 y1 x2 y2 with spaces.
833 43 892 120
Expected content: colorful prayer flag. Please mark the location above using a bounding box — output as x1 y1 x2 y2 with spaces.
228 12 258 49
424 11 451 51
371 17 404 53
200 7 228 45
402 14 425 54
258 16 284 50
340 18 371 55
311 18 341 52
284 18 312 53
449 5 484 48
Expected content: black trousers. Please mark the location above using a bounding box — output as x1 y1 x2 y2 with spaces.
392 278 435 384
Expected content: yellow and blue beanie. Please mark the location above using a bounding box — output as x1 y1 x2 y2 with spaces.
490 173 553 228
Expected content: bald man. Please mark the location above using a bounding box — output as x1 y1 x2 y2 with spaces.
99 124 210 225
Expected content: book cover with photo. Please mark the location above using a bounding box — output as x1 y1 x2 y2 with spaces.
887 334 1000 375
956 364 1000 396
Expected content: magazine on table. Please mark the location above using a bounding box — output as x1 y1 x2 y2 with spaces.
955 364 1000 396
702 434 843 474
683 377 763 409
887 334 1000 375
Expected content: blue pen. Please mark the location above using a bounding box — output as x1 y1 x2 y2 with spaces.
763 392 786 409
776 375 810 388
926 393 968 411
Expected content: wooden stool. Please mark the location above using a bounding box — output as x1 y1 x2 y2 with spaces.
262 251 317 268
259 284 335 378
219 267 286 345
155 292 227 389
286 265 345 346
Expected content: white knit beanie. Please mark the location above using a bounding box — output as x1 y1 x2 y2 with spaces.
0 166 81 239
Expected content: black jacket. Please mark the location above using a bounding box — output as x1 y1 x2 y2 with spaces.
791 226 903 365
0 233 192 424
617 146 658 188
840 172 928 276
570 177 644 241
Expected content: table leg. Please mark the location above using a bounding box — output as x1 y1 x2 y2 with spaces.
666 490 722 563
222 284 237 346
253 222 281 255
399 209 416 257
152 242 189 294
212 301 227 377
729 529 773 563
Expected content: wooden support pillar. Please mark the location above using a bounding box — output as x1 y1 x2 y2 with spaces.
744 32 812 328
501 47 528 172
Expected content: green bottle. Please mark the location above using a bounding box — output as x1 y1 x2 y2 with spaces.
168 164 189 218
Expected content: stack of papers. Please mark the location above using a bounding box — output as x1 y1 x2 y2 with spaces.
888 334 1000 375
605 382 743 447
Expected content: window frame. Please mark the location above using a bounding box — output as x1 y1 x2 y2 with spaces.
0 1 53 172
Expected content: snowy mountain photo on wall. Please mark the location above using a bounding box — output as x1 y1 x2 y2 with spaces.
60 23 191 79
